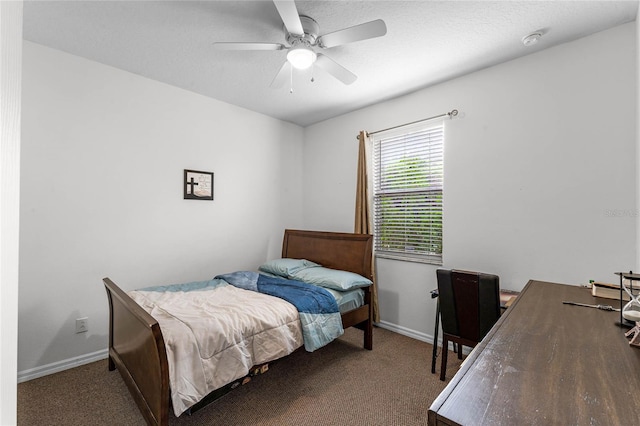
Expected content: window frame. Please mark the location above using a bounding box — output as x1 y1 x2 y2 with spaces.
371 121 444 265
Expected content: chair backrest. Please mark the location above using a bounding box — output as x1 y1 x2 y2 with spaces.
437 269 501 342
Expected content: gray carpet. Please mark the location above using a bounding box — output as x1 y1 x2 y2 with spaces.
17 327 462 425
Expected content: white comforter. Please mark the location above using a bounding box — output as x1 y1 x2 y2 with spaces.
128 280 303 416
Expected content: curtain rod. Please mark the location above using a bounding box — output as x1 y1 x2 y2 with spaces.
357 109 458 140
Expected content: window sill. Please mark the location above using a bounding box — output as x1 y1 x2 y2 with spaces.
375 252 443 266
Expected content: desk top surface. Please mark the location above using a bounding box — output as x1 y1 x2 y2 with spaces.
428 280 640 425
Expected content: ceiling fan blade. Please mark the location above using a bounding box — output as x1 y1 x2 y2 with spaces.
315 54 357 85
213 42 285 51
273 1 304 36
270 61 291 88
318 19 387 48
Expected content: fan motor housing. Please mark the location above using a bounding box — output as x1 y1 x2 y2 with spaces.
285 15 320 46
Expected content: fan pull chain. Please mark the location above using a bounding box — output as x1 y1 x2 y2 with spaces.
289 64 294 94
311 65 315 83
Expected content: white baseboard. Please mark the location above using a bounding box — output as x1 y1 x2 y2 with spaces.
17 323 461 383
376 321 470 355
376 320 436 344
18 348 108 383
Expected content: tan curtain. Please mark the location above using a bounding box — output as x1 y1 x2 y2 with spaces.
355 131 379 322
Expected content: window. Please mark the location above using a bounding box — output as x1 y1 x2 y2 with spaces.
372 122 444 264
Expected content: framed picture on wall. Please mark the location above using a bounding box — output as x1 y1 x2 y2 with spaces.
184 169 214 200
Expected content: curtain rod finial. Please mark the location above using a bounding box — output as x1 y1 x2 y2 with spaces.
356 131 370 141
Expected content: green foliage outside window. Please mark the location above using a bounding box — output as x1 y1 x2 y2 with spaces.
376 156 443 256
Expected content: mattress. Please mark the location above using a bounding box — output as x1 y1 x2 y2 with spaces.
325 287 365 313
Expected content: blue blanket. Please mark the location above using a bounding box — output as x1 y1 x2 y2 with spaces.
216 271 344 352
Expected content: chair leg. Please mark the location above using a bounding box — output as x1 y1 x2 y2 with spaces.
457 343 463 359
440 336 448 381
431 299 440 374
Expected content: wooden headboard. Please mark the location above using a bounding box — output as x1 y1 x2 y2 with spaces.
281 229 373 280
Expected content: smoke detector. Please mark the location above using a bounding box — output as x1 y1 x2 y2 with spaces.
522 32 542 47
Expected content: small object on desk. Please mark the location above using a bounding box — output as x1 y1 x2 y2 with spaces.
615 271 640 326
616 272 640 326
562 301 620 311
499 289 520 309
503 296 516 309
625 322 640 348
622 308 640 322
592 281 631 301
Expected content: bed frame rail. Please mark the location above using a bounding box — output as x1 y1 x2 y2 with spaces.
103 277 169 426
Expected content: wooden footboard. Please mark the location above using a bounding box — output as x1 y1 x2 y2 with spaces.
103 277 169 426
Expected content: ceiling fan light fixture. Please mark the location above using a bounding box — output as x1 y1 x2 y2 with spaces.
287 46 317 69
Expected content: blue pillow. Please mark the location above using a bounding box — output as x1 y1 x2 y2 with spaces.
290 266 372 291
258 258 320 278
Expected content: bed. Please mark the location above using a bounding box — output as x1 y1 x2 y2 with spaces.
103 229 373 426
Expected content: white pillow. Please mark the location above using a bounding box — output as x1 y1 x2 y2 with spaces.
258 258 320 278
289 266 372 291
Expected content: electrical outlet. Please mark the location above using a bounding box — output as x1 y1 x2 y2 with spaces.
76 317 88 334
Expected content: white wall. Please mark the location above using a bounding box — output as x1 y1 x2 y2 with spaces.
636 5 640 273
18 42 305 376
1 1 23 422
304 23 637 340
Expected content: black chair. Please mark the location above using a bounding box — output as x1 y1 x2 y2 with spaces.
435 268 501 381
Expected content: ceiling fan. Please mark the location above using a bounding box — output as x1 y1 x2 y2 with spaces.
213 0 387 89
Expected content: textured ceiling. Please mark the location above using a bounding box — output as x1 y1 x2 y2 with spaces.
23 1 638 127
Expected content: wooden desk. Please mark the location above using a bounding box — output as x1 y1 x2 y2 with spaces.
428 280 640 425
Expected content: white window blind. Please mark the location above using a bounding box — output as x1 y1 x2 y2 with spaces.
373 123 444 264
